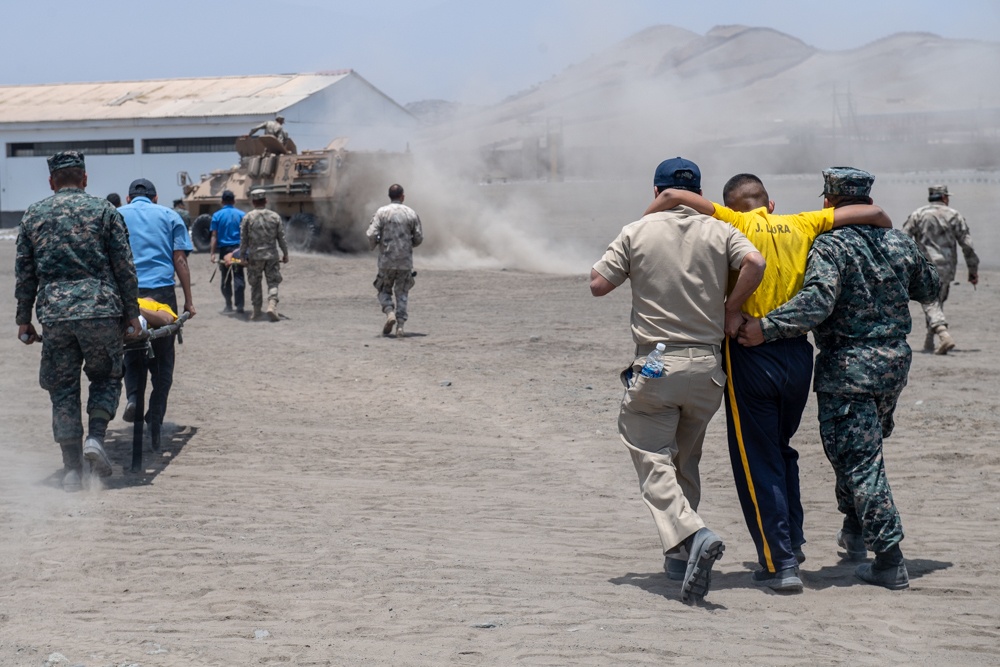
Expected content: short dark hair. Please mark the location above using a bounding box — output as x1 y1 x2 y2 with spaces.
52 167 85 188
388 184 404 200
722 173 769 211
106 192 122 207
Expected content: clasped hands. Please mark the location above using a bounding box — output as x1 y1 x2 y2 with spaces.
725 309 765 347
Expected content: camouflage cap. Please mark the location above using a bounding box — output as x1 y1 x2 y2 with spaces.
47 150 85 174
821 167 874 197
929 184 951 197
250 188 267 200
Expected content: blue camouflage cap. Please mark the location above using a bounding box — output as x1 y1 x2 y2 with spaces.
821 167 874 197
654 157 701 191
47 150 85 174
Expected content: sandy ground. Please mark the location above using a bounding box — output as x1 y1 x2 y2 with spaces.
1 237 998 667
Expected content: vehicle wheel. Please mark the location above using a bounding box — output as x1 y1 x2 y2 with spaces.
190 214 213 252
286 213 319 251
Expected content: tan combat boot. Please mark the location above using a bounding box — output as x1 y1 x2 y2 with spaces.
266 301 279 322
250 307 262 321
382 310 396 335
922 330 935 353
395 323 405 338
934 325 955 355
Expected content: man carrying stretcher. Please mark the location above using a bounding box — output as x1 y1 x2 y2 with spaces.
119 178 196 450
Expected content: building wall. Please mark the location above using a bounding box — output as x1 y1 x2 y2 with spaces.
0 74 418 225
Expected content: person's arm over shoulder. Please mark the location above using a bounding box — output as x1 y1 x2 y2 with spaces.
759 240 841 341
831 204 891 229
106 207 140 321
411 211 423 247
711 203 759 235
643 188 715 217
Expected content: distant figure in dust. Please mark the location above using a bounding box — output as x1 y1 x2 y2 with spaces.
366 184 423 338
902 185 979 355
249 114 289 146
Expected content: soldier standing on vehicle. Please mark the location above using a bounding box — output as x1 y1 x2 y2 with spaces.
240 189 289 322
249 114 289 145
903 185 979 354
15 151 141 490
367 184 423 338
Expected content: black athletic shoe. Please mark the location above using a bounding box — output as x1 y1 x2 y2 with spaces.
752 566 803 593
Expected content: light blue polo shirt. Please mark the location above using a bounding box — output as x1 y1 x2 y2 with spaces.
119 197 193 289
210 204 245 247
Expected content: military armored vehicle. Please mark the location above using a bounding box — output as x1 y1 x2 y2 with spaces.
180 135 411 253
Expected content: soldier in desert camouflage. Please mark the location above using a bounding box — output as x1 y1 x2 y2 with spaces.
249 114 289 146
366 184 423 338
15 151 141 490
903 185 979 354
739 167 940 591
239 189 289 321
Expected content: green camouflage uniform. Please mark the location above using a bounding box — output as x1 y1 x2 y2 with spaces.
760 226 940 553
173 204 192 233
15 186 140 445
902 200 978 332
239 206 288 312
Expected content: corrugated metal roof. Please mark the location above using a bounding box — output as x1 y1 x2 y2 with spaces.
0 72 353 123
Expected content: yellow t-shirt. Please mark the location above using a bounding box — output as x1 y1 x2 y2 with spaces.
137 297 178 321
712 204 835 318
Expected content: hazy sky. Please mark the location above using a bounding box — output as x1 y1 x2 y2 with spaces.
2 0 998 105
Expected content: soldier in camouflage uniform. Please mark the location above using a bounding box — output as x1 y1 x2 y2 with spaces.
239 189 289 321
366 184 423 338
903 185 979 355
173 198 192 234
15 151 141 491
248 114 289 146
738 168 940 590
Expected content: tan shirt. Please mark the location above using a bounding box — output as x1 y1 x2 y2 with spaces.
593 206 758 347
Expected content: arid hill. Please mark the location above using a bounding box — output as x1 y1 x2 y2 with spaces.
415 25 1000 178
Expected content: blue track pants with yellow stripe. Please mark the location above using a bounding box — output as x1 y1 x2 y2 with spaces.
724 335 813 573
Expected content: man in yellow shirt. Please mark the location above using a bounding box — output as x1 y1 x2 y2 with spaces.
645 172 890 592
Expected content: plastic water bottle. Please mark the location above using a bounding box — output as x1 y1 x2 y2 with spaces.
640 343 666 378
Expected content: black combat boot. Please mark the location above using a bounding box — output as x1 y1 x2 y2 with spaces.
59 440 83 492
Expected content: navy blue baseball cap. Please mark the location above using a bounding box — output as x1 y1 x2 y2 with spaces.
128 178 157 198
653 157 701 191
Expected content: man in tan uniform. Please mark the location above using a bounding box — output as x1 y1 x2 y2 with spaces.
591 157 765 604
902 185 979 354
239 189 289 321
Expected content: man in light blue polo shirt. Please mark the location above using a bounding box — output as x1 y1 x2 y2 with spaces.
209 190 246 314
119 178 196 449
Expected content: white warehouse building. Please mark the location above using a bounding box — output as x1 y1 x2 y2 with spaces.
0 71 417 226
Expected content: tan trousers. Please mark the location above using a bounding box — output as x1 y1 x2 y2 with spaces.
618 352 726 554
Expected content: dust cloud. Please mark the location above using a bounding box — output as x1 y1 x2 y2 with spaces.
401 24 1000 272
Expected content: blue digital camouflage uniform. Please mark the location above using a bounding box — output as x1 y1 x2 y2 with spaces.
759 225 939 554
15 178 140 447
